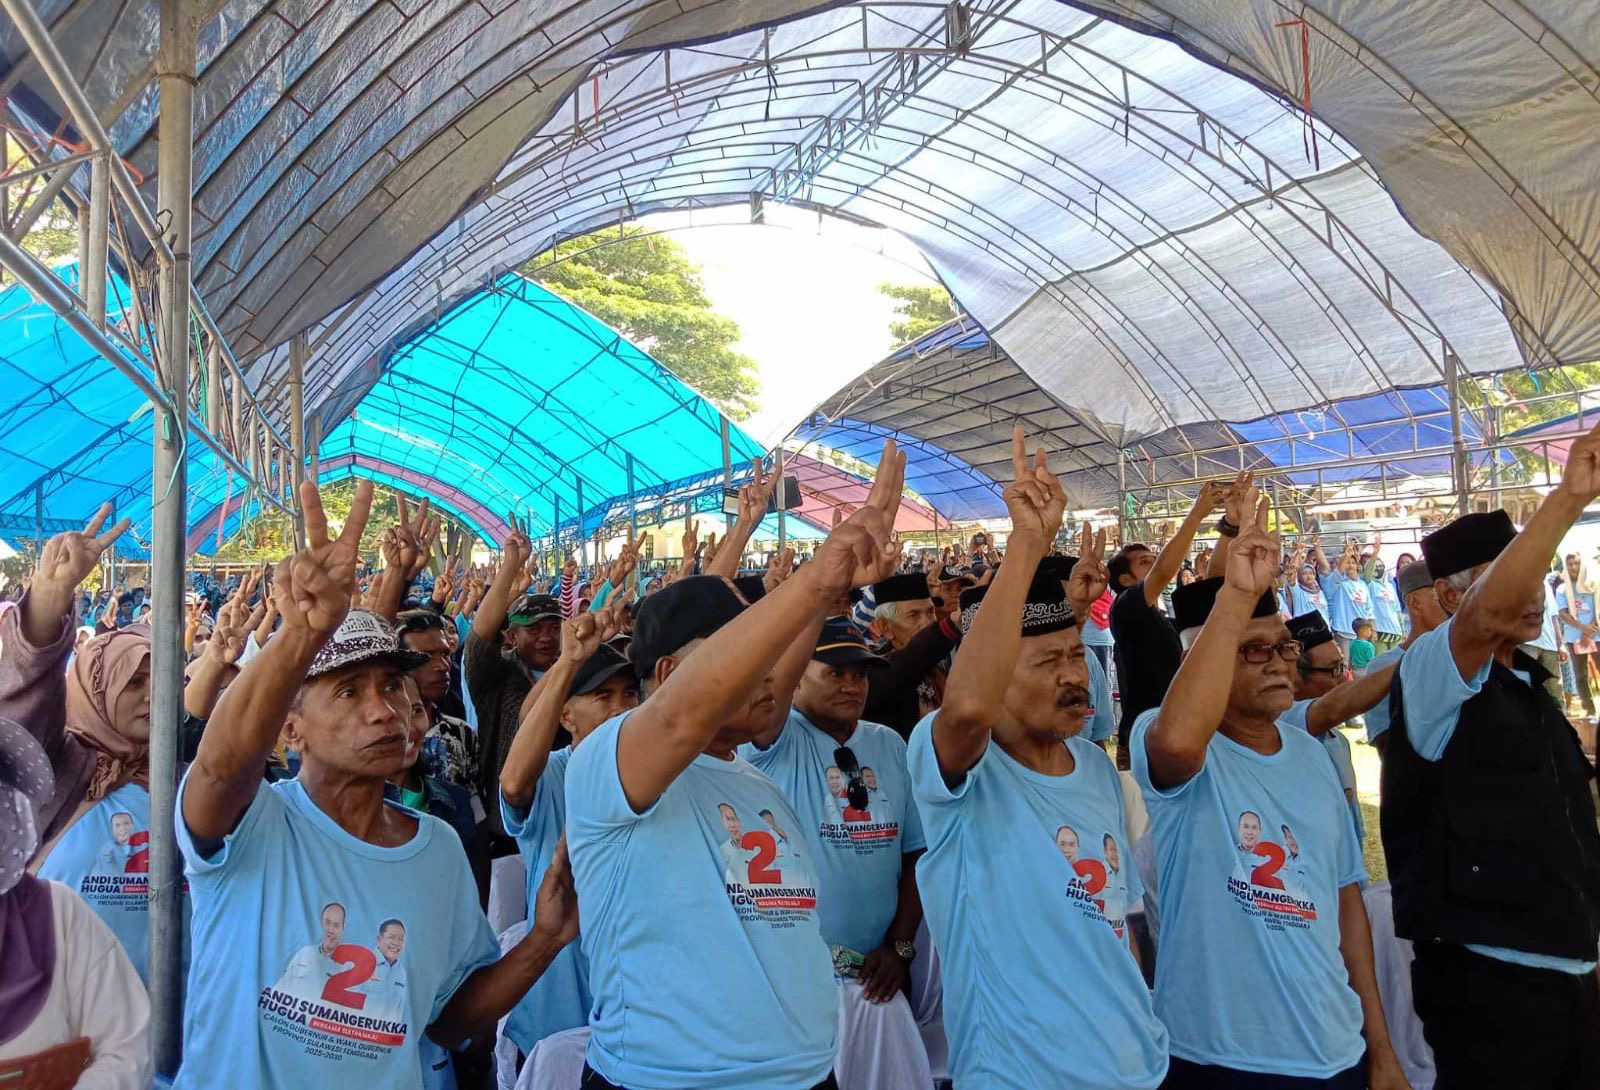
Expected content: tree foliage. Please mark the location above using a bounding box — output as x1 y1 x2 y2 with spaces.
525 228 760 420
879 282 959 345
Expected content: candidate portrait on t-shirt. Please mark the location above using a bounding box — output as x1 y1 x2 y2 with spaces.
274 901 348 1005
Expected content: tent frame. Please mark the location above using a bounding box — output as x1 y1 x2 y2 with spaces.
0 0 293 1071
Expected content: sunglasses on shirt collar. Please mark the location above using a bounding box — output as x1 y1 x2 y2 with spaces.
833 745 871 811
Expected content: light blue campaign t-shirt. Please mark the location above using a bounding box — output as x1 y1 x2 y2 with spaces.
35 782 190 983
907 713 1167 1090
1362 645 1407 743
498 748 591 1053
1085 646 1115 744
1320 571 1371 637
739 709 925 955
1278 701 1365 850
174 774 499 1090
1286 582 1329 623
565 713 836 1090
1397 619 1599 975
1130 709 1366 1078
1555 585 1595 645
1366 577 1404 637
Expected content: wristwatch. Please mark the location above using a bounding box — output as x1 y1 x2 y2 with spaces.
893 939 917 962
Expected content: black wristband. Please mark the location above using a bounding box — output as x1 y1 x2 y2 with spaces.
1216 517 1240 538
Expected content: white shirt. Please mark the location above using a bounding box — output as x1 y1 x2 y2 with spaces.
0 881 152 1088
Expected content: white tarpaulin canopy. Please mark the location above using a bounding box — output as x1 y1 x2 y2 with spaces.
1 0 1595 501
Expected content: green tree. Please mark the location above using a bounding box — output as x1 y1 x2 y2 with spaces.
525 228 760 419
879 282 959 345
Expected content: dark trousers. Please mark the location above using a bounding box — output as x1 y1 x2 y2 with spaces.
1162 1056 1363 1089
580 1065 837 1090
1411 942 1600 1089
1565 644 1600 715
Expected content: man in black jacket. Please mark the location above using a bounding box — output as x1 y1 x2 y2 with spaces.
1381 421 1600 1089
863 572 959 737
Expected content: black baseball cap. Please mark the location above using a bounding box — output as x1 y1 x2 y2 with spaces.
629 576 747 677
812 616 888 668
570 644 639 697
507 593 561 627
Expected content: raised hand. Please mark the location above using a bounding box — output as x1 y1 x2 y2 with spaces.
806 439 907 597
391 495 440 580
34 502 130 605
1195 478 1227 515
701 531 720 567
1221 470 1255 526
763 546 795 593
275 478 374 642
1066 520 1110 613
737 458 776 525
608 529 639 585
501 515 532 573
681 517 699 561
1002 424 1066 542
205 577 255 668
1223 489 1278 598
558 612 608 666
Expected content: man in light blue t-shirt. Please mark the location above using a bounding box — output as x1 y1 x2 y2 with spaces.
1362 559 1445 749
909 431 1167 1090
1131 488 1407 1090
741 615 934 1087
176 482 580 1090
565 444 908 1090
497 603 641 1057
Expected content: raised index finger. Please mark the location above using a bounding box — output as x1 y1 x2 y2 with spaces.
339 479 376 550
1010 424 1028 482
95 517 132 549
83 501 113 538
301 479 330 548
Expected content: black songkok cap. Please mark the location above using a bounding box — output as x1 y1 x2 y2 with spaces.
731 574 767 604
958 563 1075 637
1420 510 1517 581
1036 554 1079 583
872 572 932 605
629 576 746 677
1172 576 1279 635
1285 611 1334 651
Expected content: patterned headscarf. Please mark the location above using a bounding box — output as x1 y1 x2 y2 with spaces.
64 625 151 800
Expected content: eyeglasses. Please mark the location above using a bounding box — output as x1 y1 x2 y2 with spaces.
833 745 871 811
1237 640 1304 664
1300 659 1347 676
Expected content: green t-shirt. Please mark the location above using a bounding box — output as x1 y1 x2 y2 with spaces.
1349 638 1376 671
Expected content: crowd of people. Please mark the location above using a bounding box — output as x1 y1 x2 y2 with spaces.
0 428 1596 1090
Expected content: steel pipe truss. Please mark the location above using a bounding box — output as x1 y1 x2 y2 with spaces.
0 0 296 520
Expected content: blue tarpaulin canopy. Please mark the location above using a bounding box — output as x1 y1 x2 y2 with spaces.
0 267 764 553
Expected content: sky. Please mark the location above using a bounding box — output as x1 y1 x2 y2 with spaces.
637 205 938 446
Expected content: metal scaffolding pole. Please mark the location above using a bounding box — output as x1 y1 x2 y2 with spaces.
626 453 638 542
84 155 108 327
1445 351 1471 516
1116 449 1128 546
147 1 194 1074
289 332 307 547
720 417 734 537
775 448 787 551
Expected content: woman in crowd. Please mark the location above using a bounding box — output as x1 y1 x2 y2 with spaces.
0 505 177 982
0 716 150 1087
